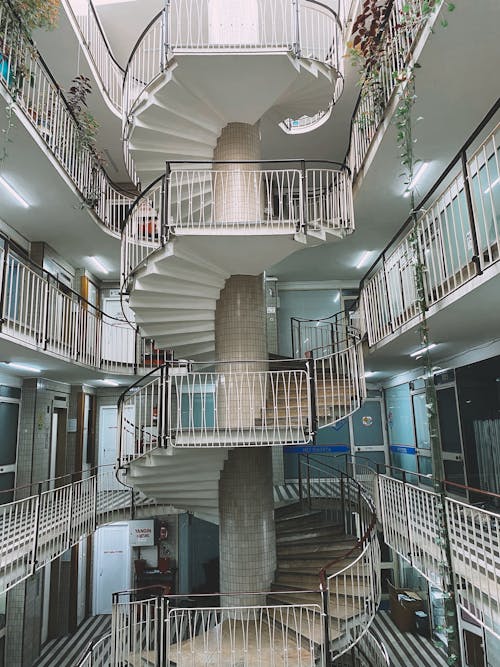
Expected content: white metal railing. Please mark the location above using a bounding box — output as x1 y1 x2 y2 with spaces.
0 0 133 235
362 121 500 347
0 242 166 374
169 363 312 447
0 466 169 595
75 633 112 667
112 594 324 667
63 0 123 113
118 339 365 461
378 474 500 639
349 0 433 175
121 163 354 284
296 456 380 660
313 341 365 427
353 630 390 666
123 0 342 121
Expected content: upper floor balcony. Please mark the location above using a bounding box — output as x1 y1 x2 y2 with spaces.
0 236 167 377
361 104 500 358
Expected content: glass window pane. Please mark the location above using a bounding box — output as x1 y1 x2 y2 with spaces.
0 402 19 466
352 401 384 447
413 393 430 450
436 387 462 453
0 473 15 505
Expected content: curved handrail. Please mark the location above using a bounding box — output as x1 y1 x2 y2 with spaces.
280 72 344 134
63 0 124 114
0 0 134 237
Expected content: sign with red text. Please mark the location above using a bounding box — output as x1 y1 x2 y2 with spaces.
129 520 155 546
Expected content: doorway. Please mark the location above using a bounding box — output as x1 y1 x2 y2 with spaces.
93 524 131 614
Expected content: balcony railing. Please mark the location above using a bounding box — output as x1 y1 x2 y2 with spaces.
63 0 124 114
118 332 365 462
121 160 354 284
362 107 500 347
0 465 171 595
75 633 111 667
123 0 342 121
378 472 500 639
0 239 167 374
348 0 437 176
0 0 133 235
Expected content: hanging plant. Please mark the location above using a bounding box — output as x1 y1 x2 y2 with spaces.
67 74 106 164
10 0 60 34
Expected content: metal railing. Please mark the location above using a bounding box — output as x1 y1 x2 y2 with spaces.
112 591 325 666
348 0 434 175
378 473 500 639
63 0 124 114
0 0 133 236
123 0 342 121
118 336 365 462
296 456 380 660
0 464 171 595
121 160 354 285
75 633 112 667
361 109 500 346
291 310 358 359
352 629 390 666
0 239 167 374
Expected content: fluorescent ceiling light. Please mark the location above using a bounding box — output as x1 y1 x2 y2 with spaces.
0 176 30 208
404 162 429 197
334 293 340 303
356 251 372 270
410 343 437 358
89 256 109 274
102 379 120 386
484 176 500 194
6 362 41 373
364 371 375 378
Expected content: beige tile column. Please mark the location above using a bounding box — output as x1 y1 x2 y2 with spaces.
216 275 276 608
213 122 263 227
214 123 276 607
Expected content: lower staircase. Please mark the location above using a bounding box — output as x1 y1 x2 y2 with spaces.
270 503 367 657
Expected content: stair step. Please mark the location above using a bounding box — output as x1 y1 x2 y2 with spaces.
277 519 343 536
277 540 356 557
276 525 345 543
273 577 371 597
268 592 362 620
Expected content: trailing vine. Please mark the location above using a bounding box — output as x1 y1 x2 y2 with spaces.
350 1 460 664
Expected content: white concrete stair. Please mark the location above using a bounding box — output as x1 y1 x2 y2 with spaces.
128 241 230 360
125 446 229 524
125 54 335 185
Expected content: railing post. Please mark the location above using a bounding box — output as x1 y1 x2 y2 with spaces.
163 0 170 67
31 482 43 575
321 584 332 667
306 356 318 438
162 163 171 245
461 149 483 277
293 0 301 58
0 241 9 332
340 472 346 533
300 159 307 234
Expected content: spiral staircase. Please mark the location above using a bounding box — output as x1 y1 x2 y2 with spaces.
97 1 375 662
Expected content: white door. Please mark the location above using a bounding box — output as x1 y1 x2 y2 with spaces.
93 523 131 614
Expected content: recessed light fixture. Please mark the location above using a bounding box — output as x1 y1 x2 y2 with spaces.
410 343 437 358
404 162 429 197
0 176 30 208
89 256 109 274
356 251 372 270
5 362 41 373
101 379 120 386
484 176 500 195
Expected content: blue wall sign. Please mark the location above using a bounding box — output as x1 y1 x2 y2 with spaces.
389 445 417 455
284 445 350 454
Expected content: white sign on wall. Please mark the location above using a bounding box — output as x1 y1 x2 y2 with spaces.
129 520 155 546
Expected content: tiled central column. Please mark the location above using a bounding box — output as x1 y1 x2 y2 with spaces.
214 123 276 608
